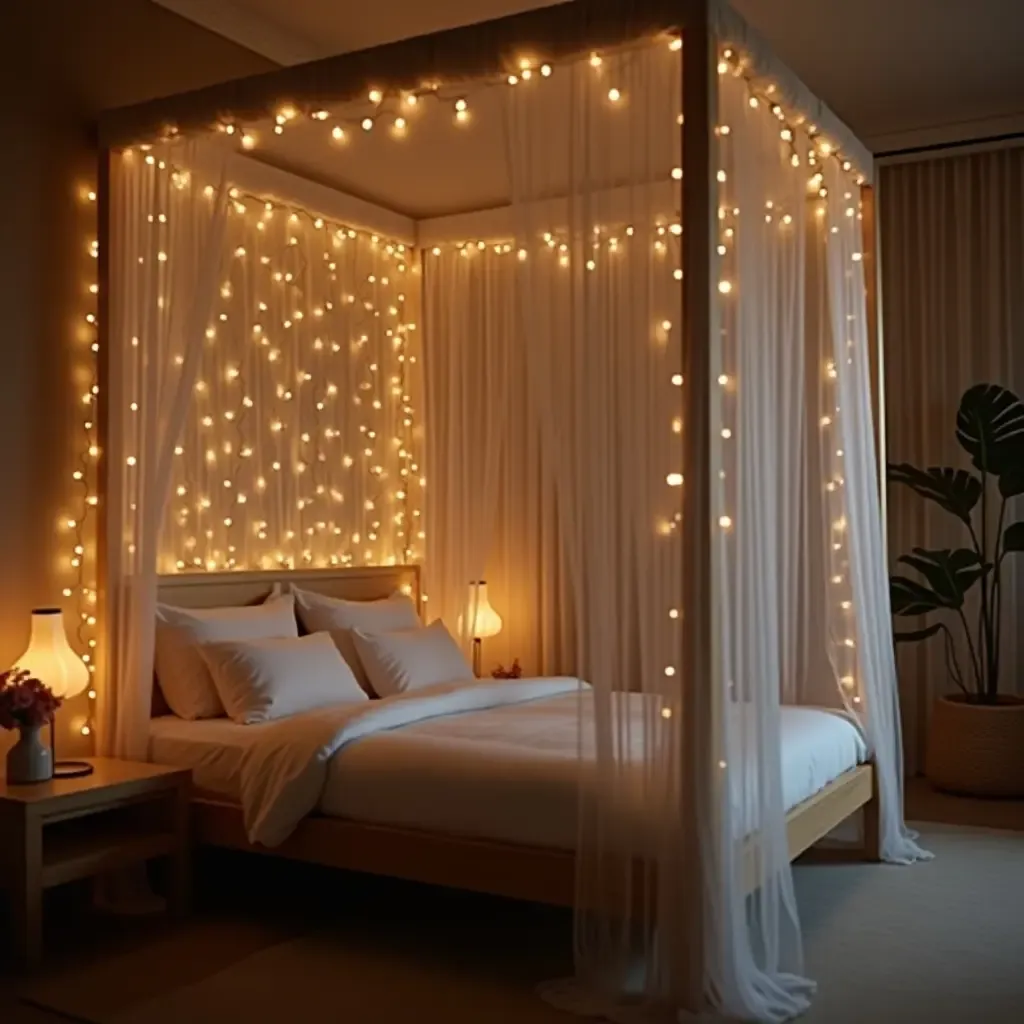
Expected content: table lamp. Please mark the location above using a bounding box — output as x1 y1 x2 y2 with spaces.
466 581 502 676
15 607 93 778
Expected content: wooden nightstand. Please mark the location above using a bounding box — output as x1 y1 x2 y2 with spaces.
0 758 191 970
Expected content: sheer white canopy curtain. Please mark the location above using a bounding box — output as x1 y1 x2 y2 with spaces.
503 39 686 1022
881 147 1024 771
424 250 572 672
101 141 228 759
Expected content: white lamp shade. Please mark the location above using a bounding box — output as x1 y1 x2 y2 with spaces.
14 608 90 699
465 581 502 639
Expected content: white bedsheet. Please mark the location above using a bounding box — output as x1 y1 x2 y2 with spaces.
150 678 867 849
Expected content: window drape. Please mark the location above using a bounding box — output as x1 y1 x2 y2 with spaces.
881 148 1024 772
100 141 228 758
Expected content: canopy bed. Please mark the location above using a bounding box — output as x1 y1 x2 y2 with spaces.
91 0 928 1020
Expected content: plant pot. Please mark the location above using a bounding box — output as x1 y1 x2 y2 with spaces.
5 724 53 785
926 694 1024 798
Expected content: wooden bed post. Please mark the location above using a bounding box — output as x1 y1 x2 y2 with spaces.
860 183 887 551
679 0 717 1011
94 146 113 757
863 765 883 863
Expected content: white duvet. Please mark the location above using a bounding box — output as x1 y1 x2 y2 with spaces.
228 677 582 846
151 677 867 849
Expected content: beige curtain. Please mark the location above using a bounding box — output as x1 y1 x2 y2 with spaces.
423 249 573 677
880 146 1024 773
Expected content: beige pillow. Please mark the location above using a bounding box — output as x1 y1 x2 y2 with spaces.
154 593 298 720
199 632 366 725
291 586 420 695
351 619 474 697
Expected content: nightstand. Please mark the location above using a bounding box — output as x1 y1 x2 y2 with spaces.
0 758 191 970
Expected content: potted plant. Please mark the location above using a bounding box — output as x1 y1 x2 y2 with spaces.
0 668 62 784
888 383 1024 796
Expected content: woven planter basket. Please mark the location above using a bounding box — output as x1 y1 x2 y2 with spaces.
926 694 1024 798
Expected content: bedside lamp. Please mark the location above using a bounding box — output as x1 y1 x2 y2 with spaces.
15 607 93 778
466 581 502 676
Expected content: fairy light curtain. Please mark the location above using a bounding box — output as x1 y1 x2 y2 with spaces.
160 191 423 574
102 140 229 758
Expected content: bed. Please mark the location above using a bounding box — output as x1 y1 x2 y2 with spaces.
153 566 880 907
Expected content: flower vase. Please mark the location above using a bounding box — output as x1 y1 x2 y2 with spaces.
6 724 53 784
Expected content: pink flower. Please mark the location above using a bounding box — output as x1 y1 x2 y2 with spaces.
0 669 63 730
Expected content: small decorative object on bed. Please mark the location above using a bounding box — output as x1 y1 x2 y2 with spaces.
889 383 1024 797
492 659 523 680
13 607 92 778
1 668 62 784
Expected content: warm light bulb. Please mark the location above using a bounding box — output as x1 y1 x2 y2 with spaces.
719 515 733 529
607 87 622 102
362 117 373 131
369 88 383 104
332 126 346 142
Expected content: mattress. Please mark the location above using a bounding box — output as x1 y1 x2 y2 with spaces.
150 693 867 851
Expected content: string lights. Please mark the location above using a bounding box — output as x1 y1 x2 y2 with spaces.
713 41 867 710
59 185 102 739
116 158 424 576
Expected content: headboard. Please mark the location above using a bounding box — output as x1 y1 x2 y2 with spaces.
156 565 422 612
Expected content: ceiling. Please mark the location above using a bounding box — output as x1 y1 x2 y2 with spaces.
156 0 1024 154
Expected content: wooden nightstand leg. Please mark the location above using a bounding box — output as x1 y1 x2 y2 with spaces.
168 781 191 919
11 813 43 970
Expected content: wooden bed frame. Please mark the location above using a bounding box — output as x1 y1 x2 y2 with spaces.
156 566 880 907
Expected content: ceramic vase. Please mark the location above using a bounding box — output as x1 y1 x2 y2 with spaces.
6 724 53 784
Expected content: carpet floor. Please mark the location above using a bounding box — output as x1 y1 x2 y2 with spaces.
17 824 1024 1024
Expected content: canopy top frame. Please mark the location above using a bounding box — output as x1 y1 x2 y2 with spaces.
97 0 872 182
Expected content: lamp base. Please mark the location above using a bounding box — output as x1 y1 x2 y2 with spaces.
53 760 94 779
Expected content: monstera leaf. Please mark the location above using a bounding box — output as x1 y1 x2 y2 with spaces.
890 547 990 615
887 463 982 523
893 623 944 643
955 383 1024 475
999 466 1024 499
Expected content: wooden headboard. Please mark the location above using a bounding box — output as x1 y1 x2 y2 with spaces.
155 565 422 612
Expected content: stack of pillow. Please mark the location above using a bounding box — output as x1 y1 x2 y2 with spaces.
154 587 475 725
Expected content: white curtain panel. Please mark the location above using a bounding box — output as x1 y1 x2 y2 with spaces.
815 157 929 866
424 250 572 673
101 141 228 758
712 68 813 1020
881 148 1024 772
160 193 423 575
504 40 692 1018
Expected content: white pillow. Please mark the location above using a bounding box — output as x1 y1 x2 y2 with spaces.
291 585 420 695
199 632 366 725
155 594 298 720
351 619 474 697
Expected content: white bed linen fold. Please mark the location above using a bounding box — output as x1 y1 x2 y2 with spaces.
151 677 867 850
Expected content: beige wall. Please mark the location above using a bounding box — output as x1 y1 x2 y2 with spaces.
0 0 274 757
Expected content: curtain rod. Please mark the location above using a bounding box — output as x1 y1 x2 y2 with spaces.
877 130 1024 164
